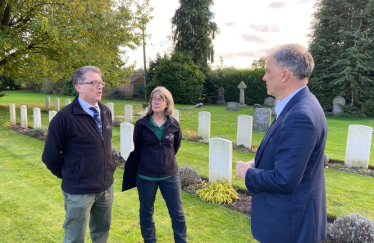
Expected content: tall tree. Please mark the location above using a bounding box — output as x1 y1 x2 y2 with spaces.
171 0 218 68
309 0 374 115
0 0 152 86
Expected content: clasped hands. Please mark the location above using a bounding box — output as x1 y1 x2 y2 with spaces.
235 159 255 179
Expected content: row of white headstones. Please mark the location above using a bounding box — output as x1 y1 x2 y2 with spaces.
8 100 373 183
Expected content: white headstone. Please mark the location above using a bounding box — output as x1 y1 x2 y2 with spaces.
49 111 57 123
120 122 134 160
333 96 345 116
106 102 114 122
345 125 373 168
253 108 272 133
33 108 41 129
198 111 211 140
20 105 28 129
45 96 50 109
10 104 16 125
209 138 232 182
65 98 71 106
125 104 133 123
237 115 253 148
54 97 60 112
172 110 179 122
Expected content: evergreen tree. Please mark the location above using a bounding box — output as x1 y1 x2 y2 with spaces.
309 0 374 115
171 0 219 68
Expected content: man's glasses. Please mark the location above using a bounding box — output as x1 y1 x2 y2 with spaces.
150 98 165 103
79 81 105 87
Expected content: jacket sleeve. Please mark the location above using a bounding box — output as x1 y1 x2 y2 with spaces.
122 120 142 191
41 112 68 179
173 122 182 155
245 111 318 194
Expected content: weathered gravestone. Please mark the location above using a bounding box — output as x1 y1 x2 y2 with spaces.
120 122 134 160
238 81 247 107
209 138 232 182
237 115 253 148
253 104 261 109
226 102 240 111
45 97 50 110
345 125 373 168
198 111 211 140
216 87 225 105
264 97 275 106
333 96 345 116
253 108 272 133
54 97 60 112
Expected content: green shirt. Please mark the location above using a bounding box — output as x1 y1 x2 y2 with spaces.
138 115 171 181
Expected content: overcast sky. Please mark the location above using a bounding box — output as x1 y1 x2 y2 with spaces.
126 0 317 69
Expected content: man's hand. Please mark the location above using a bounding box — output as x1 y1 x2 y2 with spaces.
235 159 255 179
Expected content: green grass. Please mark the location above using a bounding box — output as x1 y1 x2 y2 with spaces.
1 90 374 242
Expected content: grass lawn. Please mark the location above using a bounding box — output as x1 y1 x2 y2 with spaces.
1 90 374 242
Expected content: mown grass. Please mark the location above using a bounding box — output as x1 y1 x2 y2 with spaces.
1 90 374 242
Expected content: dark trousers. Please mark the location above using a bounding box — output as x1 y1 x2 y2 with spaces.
136 174 187 243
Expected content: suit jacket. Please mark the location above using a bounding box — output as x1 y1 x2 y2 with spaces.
245 87 327 243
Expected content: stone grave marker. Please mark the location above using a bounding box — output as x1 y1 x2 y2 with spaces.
209 138 232 182
237 115 253 148
120 122 134 160
216 87 225 105
10 104 16 125
49 111 57 122
20 105 28 129
253 108 271 133
45 96 50 109
333 96 345 116
33 108 41 129
54 97 60 112
125 104 133 123
345 125 373 168
106 102 114 122
226 102 240 111
198 111 211 140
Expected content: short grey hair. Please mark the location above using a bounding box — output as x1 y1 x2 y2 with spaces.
270 44 314 80
72 66 102 85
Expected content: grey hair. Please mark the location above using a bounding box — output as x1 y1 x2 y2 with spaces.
270 44 314 80
72 66 102 85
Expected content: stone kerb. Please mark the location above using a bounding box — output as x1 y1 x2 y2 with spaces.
237 115 253 148
120 122 134 160
198 111 211 140
345 125 373 168
33 108 42 129
209 138 232 182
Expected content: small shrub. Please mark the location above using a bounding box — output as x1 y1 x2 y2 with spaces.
3 121 13 127
182 128 199 142
179 166 202 189
325 213 374 243
324 153 329 166
26 128 48 141
112 120 121 127
112 148 125 168
196 181 239 205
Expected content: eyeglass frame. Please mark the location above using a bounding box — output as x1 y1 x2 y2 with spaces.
78 80 105 87
150 98 166 103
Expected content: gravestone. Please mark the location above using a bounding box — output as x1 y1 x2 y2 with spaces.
271 98 279 117
198 111 211 140
253 108 271 133
20 105 28 129
172 110 179 122
345 125 372 168
209 138 232 182
54 97 60 112
125 105 133 123
237 115 253 148
106 102 114 122
333 96 345 116
120 122 134 160
9 104 16 125
45 97 50 109
216 87 225 105
65 98 71 106
226 102 240 111
264 97 275 106
33 108 41 129
253 104 261 109
49 111 57 122
238 81 247 107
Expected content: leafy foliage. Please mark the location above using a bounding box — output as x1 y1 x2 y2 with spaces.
324 213 374 242
171 0 219 68
147 52 205 104
196 181 239 205
179 166 202 188
0 0 152 86
309 0 374 116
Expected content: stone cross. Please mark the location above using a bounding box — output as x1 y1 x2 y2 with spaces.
120 122 134 160
209 138 232 182
238 81 247 105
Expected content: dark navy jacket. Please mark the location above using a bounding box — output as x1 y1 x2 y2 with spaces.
122 114 182 191
245 87 327 243
42 96 115 194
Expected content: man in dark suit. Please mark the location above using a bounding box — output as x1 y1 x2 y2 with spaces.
236 44 327 243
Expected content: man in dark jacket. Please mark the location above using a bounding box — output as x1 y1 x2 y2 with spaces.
42 66 116 243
